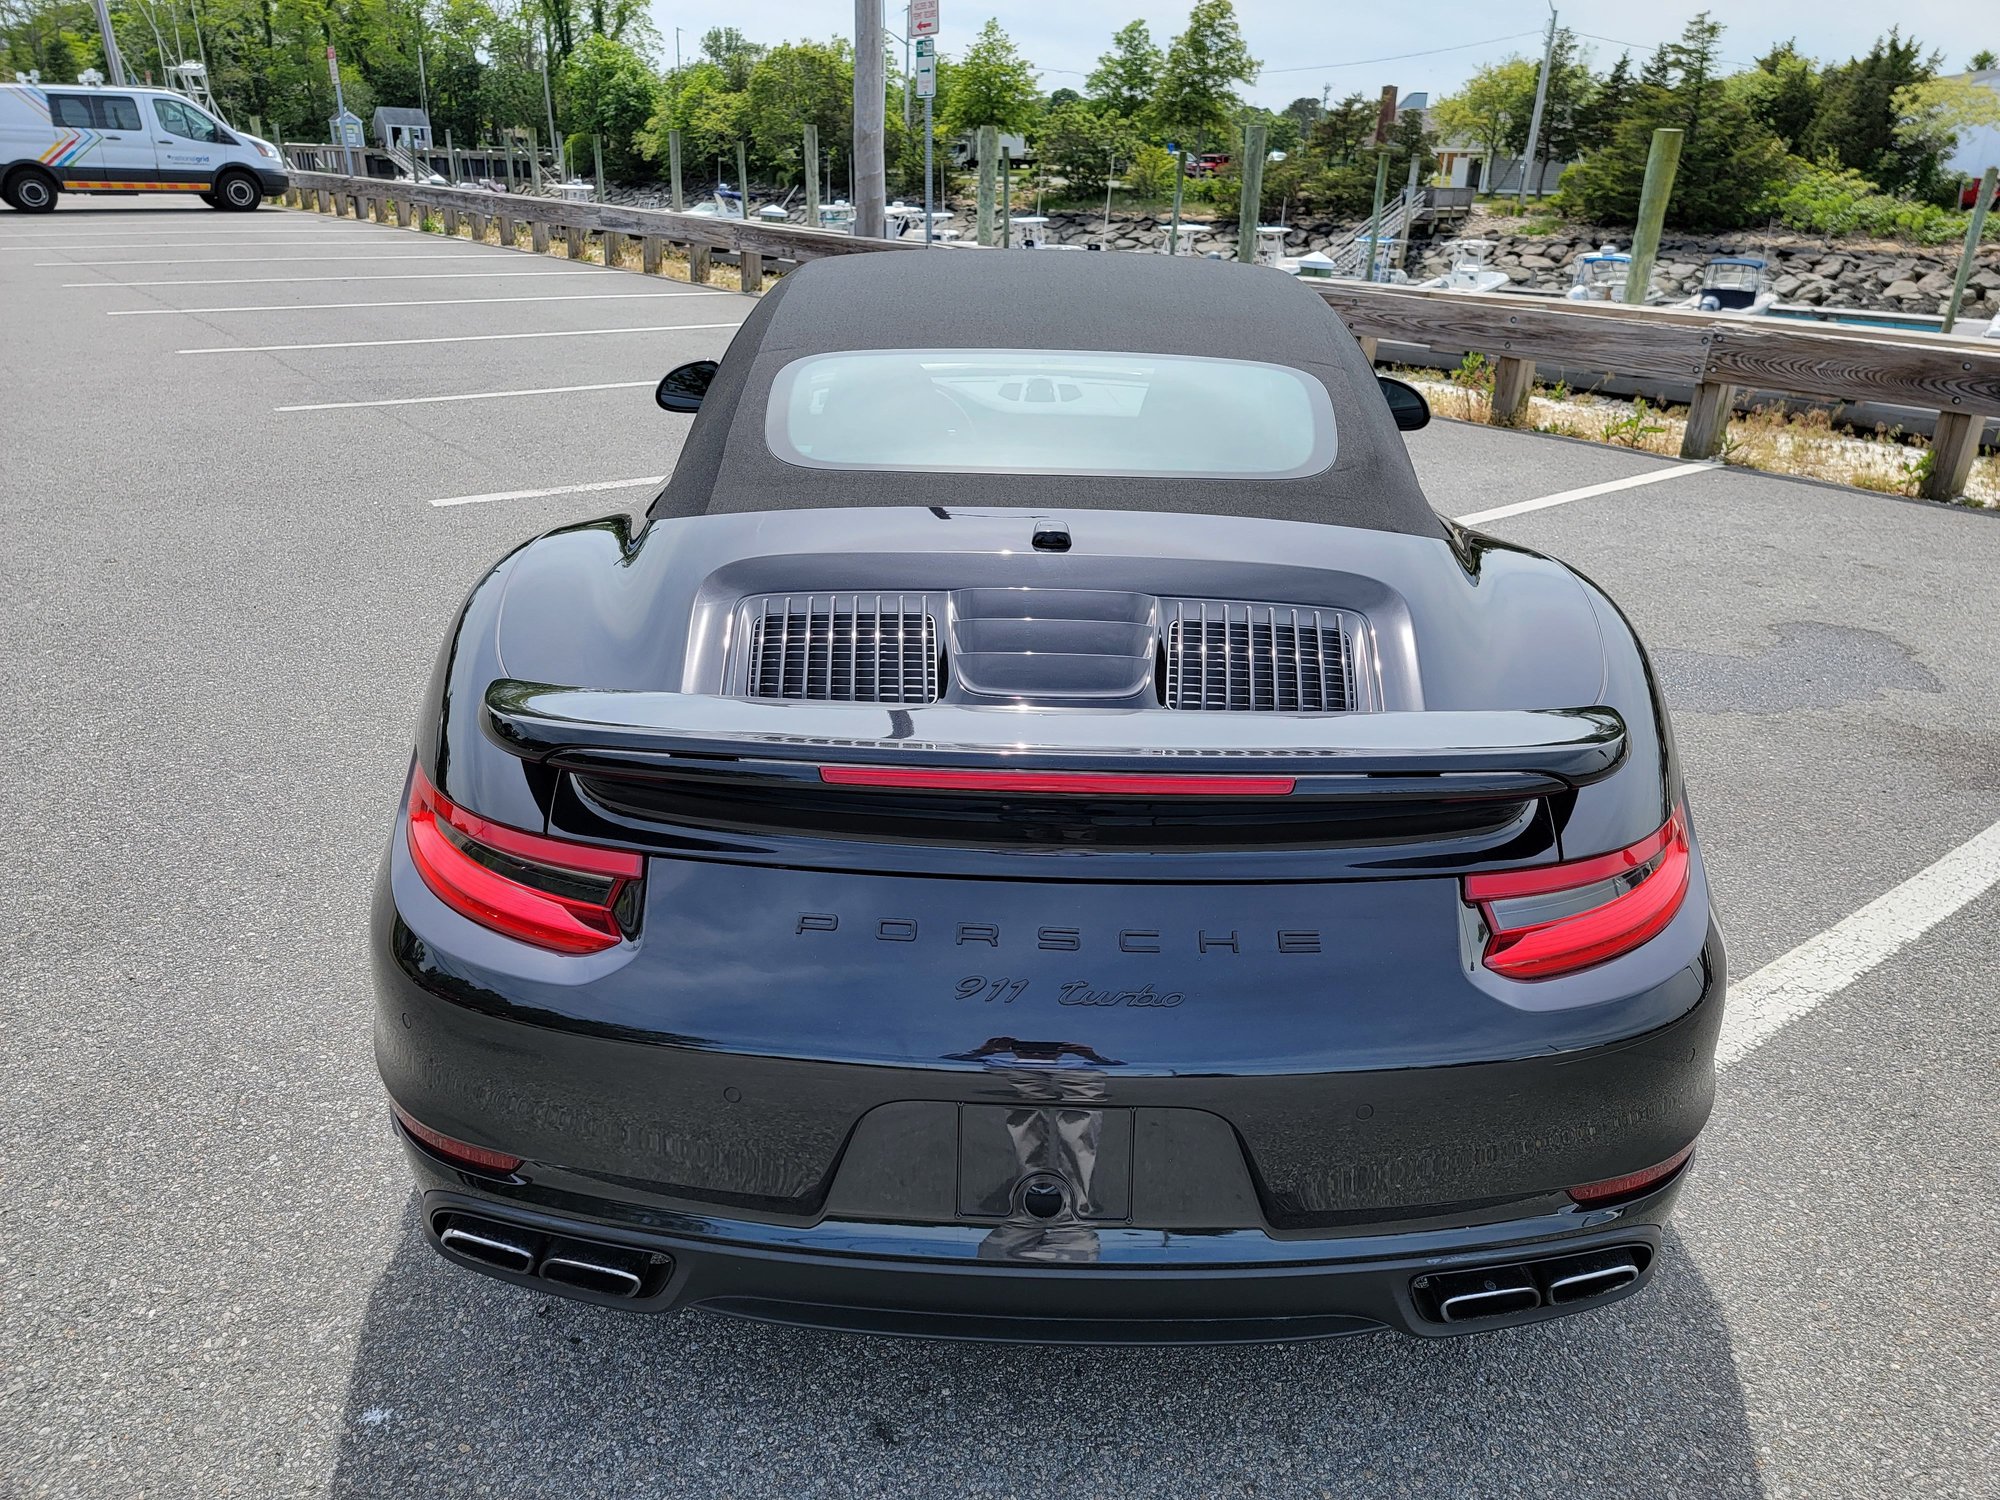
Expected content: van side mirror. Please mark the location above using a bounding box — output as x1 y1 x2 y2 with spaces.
656 360 719 413
1377 375 1431 432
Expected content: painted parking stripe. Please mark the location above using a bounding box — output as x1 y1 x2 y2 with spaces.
42 252 512 266
185 320 742 354
63 269 610 288
109 290 712 316
1453 463 1718 526
430 476 669 508
1716 816 2000 1071
279 381 655 412
3 238 409 251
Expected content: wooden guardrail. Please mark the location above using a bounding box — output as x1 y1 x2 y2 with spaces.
284 169 1997 501
283 168 930 296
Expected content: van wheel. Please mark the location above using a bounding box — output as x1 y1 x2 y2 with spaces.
215 171 263 211
3 167 59 213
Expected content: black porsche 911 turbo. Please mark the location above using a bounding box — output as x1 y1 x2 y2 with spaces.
373 250 1724 1343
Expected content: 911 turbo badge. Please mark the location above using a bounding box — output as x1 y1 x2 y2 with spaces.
374 250 1722 1343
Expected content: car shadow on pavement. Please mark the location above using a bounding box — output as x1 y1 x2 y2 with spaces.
327 1197 1760 1499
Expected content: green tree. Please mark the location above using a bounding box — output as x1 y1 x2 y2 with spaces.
1432 59 1538 167
638 58 745 168
1737 41 1822 150
560 32 659 177
1556 12 1788 231
1086 19 1161 118
1891 76 2000 201
1034 99 1138 197
1146 0 1258 147
701 25 763 90
743 38 851 182
1575 53 1638 147
1972 50 1997 72
939 17 1039 137
1808 29 1941 194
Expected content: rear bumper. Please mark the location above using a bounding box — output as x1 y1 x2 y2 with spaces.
408 1146 1689 1342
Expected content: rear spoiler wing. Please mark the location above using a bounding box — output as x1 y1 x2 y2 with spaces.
483 682 1626 796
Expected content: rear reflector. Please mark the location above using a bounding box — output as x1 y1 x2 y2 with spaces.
1568 1142 1695 1205
818 766 1297 796
1463 807 1690 979
392 1103 524 1175
405 766 642 954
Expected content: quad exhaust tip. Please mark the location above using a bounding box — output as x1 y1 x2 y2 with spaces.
1415 1245 1648 1325
434 1213 667 1301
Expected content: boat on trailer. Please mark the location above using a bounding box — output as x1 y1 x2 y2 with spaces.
1676 256 1776 315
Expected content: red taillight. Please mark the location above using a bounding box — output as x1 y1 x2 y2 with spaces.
392 1103 524 1175
1463 807 1690 980
404 766 642 955
818 766 1297 796
1568 1142 1695 1205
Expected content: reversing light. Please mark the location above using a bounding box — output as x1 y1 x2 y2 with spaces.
1462 807 1691 980
818 766 1297 796
391 1103 524 1175
1568 1143 1696 1205
404 766 642 954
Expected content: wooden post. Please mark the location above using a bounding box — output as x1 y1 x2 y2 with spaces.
740 249 764 293
1490 356 1536 426
736 140 750 218
531 218 550 253
497 212 515 245
803 123 820 225
526 126 540 190
688 244 712 283
642 236 664 274
566 225 587 259
442 205 460 235
1922 410 1984 501
470 211 489 241
604 230 626 266
1624 129 1684 306
1680 381 1737 459
1942 166 1997 335
1235 122 1268 264
975 126 998 245
669 128 684 212
1357 336 1379 364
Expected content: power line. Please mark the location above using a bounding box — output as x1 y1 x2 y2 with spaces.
1261 31 1543 76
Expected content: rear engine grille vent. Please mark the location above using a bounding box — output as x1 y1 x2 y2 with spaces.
742 594 941 703
1163 600 1359 712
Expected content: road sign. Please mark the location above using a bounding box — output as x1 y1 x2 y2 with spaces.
912 0 939 38
914 38 936 100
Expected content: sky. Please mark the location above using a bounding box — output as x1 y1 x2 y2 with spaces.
644 1 1996 108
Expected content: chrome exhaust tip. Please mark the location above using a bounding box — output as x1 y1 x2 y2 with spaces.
439 1222 536 1276
1436 1266 1540 1322
1545 1251 1642 1305
539 1252 646 1299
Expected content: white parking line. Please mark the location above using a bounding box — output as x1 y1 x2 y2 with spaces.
430 476 668 508
109 290 710 316
63 269 607 288
279 381 655 412
1716 816 2000 1071
185 320 741 354
1453 463 1717 526
42 253 509 266
3 238 405 251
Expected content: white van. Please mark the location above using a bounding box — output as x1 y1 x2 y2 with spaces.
0 81 288 213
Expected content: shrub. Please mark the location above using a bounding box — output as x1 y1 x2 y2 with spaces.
1770 159 1991 245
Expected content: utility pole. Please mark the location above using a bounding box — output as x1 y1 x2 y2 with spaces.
89 0 128 83
853 0 887 238
1363 88 1395 280
1235 122 1267 263
1516 3 1557 207
1167 141 1187 255
540 25 559 184
1623 127 1683 305
804 123 821 226
412 0 430 124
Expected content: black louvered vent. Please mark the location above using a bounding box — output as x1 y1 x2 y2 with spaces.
1163 601 1356 712
747 595 940 703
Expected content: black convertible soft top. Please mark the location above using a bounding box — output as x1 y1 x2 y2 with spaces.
652 249 1441 537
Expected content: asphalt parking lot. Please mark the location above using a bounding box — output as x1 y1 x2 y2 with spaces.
3 199 1997 1500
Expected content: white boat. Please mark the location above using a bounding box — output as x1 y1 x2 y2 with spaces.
1985 311 2000 340
1674 256 1777 315
1417 238 1509 294
815 199 856 232
684 185 747 220
1010 215 1080 248
884 201 957 240
1567 245 1631 301
555 178 595 202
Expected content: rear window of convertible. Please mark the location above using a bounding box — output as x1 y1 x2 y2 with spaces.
765 348 1336 479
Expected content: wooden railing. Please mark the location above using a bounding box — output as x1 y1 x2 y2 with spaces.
283 169 1997 501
